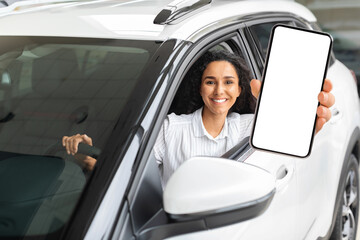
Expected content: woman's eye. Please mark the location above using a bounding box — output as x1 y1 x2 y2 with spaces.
226 80 234 84
206 81 215 85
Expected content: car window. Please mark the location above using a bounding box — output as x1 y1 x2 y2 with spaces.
249 21 292 60
0 36 159 239
131 39 255 235
168 40 252 115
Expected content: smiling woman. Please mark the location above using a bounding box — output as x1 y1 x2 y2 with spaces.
172 50 256 115
200 61 243 137
153 50 257 186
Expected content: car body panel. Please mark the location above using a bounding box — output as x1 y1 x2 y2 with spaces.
0 0 315 41
307 59 360 238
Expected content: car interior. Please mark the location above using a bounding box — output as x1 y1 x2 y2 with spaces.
0 39 153 238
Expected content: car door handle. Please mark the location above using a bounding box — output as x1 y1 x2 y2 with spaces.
276 165 294 191
330 107 342 124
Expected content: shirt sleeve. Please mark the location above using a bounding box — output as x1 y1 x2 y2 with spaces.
153 117 169 165
243 114 254 137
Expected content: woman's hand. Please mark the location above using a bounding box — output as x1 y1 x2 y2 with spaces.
250 78 335 134
62 134 96 171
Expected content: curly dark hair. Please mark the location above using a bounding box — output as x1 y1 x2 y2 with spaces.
169 50 256 115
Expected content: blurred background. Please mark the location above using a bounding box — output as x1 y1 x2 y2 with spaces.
296 0 360 94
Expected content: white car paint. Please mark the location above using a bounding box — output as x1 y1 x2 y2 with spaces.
0 0 315 42
163 157 275 215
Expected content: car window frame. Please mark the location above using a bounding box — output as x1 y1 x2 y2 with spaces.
244 16 336 73
244 17 297 72
62 39 179 240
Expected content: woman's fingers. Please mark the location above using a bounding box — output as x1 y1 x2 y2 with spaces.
315 117 326 134
62 134 93 155
71 135 82 155
322 78 333 92
317 105 332 122
250 79 261 99
318 92 335 108
62 134 97 171
318 79 335 108
62 136 67 147
318 91 335 108
315 79 334 133
62 136 71 154
315 79 335 134
82 134 93 146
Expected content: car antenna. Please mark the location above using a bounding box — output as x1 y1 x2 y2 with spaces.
154 0 212 25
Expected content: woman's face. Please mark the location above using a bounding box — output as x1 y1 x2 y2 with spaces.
200 61 241 117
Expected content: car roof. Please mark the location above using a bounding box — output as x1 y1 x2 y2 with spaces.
0 0 316 41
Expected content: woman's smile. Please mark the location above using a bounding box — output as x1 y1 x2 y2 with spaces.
211 98 228 104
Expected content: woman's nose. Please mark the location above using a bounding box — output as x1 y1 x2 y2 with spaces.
214 83 224 95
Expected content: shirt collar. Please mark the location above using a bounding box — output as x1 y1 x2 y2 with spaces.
192 107 229 141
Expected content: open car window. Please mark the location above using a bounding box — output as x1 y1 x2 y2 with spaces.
129 38 256 238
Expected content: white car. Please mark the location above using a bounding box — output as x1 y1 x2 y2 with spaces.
0 0 358 239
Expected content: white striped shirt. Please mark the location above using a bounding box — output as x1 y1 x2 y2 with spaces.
153 107 254 186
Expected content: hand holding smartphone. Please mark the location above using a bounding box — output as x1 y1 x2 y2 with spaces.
250 25 333 157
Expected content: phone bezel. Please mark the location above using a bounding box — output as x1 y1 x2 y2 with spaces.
249 24 333 158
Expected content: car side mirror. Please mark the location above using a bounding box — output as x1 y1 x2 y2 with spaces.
136 157 275 240
163 157 275 226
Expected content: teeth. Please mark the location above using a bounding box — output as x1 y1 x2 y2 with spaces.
213 99 226 103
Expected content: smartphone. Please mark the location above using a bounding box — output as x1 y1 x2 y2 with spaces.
250 24 333 158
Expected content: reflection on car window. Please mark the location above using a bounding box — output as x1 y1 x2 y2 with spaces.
0 37 159 239
249 21 292 60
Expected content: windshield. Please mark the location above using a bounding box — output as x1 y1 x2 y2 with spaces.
0 36 160 238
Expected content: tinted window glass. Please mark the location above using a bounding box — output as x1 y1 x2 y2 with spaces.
249 21 292 59
0 37 159 239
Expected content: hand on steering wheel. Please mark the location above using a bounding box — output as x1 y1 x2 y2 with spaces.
62 134 96 171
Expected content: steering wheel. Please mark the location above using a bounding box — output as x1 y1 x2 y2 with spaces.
45 142 101 159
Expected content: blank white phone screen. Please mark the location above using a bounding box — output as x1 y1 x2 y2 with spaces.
251 25 332 157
